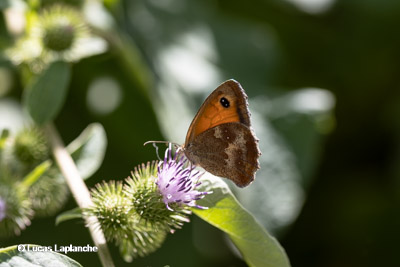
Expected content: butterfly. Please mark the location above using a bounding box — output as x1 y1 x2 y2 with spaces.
146 80 260 187
181 79 261 187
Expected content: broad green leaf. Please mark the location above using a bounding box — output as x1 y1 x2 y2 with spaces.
193 174 291 267
66 123 107 180
0 245 82 267
24 61 71 124
55 208 82 226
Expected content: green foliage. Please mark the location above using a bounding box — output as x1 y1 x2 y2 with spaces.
0 245 82 267
194 174 290 267
66 123 107 180
21 160 51 188
55 207 82 226
24 61 71 125
0 121 106 238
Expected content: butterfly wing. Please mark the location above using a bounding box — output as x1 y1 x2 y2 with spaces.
184 79 251 145
184 122 260 187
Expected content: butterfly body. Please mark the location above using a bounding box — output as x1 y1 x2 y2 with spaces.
182 79 260 187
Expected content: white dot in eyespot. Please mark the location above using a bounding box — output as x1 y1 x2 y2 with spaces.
167 194 172 199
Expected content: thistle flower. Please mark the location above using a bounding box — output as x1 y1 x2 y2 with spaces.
124 163 181 234
87 145 211 260
156 145 211 211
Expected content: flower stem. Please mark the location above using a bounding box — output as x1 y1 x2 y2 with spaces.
45 123 115 267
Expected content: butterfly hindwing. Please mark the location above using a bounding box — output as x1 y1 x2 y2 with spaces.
184 122 260 187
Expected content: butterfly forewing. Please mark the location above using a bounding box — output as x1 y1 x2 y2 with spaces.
185 80 251 145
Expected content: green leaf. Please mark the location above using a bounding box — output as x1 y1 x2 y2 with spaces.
66 123 107 180
22 123 107 185
0 245 82 267
55 208 82 226
24 61 71 125
193 174 291 267
22 160 52 188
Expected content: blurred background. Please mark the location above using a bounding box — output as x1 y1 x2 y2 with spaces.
1 0 400 266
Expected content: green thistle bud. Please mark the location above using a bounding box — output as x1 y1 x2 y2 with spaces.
86 181 134 243
0 173 33 238
39 5 86 54
43 21 75 52
13 127 49 167
119 227 167 262
7 3 106 70
86 179 167 261
29 168 69 217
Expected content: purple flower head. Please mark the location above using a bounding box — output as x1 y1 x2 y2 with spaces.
0 197 6 222
156 144 211 211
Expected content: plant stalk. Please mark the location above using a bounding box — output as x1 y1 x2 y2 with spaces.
45 123 115 267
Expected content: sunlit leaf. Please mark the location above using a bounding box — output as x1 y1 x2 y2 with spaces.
0 245 82 267
193 174 291 267
66 123 107 180
24 61 71 125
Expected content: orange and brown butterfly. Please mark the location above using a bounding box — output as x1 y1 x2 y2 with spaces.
147 80 261 187
182 79 261 187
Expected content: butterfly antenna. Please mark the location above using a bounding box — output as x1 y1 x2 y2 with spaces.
144 140 169 146
144 141 181 161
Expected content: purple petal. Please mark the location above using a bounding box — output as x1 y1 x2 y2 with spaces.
156 144 212 210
